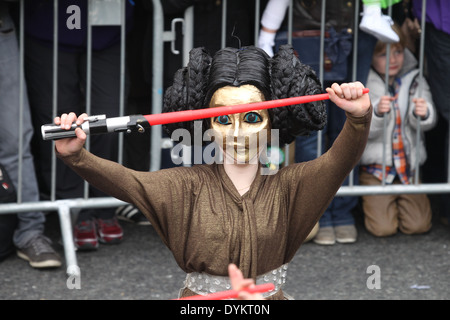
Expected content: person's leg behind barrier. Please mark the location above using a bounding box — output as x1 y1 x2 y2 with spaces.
397 193 432 235
359 171 399 237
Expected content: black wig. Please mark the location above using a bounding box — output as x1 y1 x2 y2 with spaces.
163 44 327 146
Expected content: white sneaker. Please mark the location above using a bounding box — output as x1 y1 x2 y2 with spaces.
335 225 357 244
359 5 399 43
313 226 336 245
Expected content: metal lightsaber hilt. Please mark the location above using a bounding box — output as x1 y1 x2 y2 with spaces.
41 114 150 140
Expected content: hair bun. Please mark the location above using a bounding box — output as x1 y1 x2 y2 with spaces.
270 44 327 143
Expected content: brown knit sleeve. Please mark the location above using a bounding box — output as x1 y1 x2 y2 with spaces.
57 148 197 249
281 106 372 261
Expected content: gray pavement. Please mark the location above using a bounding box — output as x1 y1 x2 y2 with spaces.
1 205 449 301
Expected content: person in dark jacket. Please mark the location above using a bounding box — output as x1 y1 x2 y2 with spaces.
24 0 134 250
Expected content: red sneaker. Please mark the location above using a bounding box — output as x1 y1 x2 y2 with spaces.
96 218 123 244
74 220 99 250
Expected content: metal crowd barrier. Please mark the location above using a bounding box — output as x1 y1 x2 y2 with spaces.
1 0 449 278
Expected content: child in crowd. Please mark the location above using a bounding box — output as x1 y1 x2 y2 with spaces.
360 23 436 237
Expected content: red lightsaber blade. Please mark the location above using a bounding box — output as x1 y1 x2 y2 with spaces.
174 283 275 300
41 88 369 140
143 88 369 125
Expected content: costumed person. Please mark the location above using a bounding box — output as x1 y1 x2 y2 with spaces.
359 23 435 236
53 45 372 299
24 0 135 250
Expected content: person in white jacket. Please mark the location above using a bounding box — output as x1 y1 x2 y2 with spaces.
360 24 436 237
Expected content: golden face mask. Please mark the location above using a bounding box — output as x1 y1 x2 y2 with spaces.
209 85 271 163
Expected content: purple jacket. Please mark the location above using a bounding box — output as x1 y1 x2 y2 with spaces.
412 0 450 35
24 0 134 52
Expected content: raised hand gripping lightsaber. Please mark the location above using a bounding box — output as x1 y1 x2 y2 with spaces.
41 88 369 141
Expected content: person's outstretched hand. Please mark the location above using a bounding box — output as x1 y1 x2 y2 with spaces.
54 112 88 157
228 264 265 300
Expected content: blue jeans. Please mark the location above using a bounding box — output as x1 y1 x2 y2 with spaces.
318 30 377 228
0 8 45 249
294 105 358 228
320 102 359 227
318 172 359 227
295 130 325 163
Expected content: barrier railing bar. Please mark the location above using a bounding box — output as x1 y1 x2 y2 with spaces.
337 182 450 196
118 0 127 165
51 0 58 202
0 198 126 215
3 180 450 216
414 0 427 184
283 0 294 166
254 0 261 45
58 204 79 277
150 0 164 171
85 0 93 198
316 0 326 159
182 7 193 167
221 0 227 48
17 0 25 203
348 0 361 188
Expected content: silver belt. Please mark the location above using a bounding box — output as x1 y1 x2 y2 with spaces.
182 264 288 298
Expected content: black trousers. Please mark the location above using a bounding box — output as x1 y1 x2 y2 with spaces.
25 37 129 220
0 214 17 261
